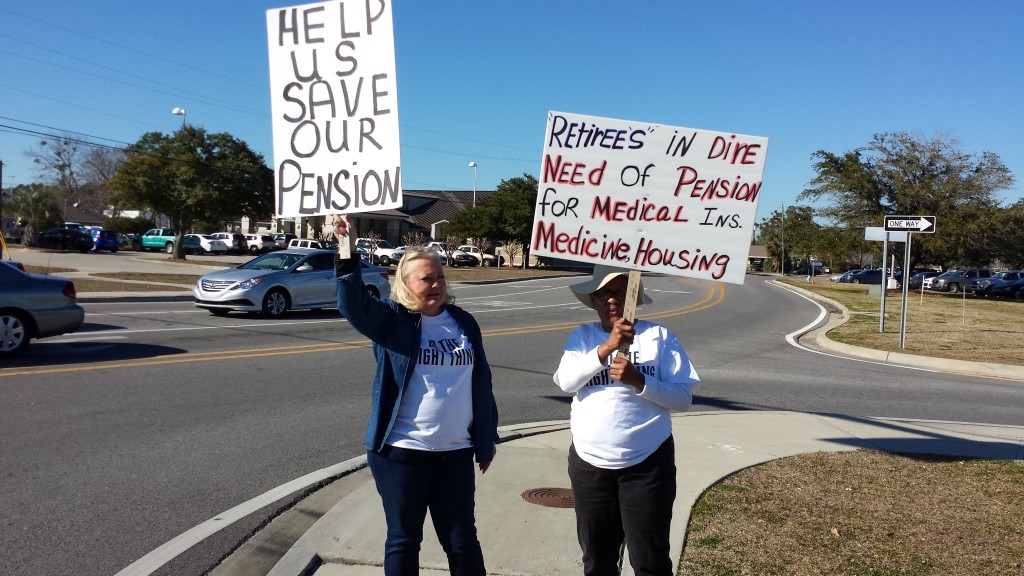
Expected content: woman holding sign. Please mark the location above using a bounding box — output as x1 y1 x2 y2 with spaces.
554 264 700 576
335 228 499 576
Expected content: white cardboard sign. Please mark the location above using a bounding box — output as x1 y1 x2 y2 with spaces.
266 0 402 218
530 111 769 285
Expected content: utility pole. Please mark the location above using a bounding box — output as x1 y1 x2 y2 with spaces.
0 159 7 259
0 159 5 242
780 203 785 275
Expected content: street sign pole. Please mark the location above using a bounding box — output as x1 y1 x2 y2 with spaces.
879 233 889 333
899 232 912 348
881 216 936 349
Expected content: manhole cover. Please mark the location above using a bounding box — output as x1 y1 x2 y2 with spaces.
521 487 574 508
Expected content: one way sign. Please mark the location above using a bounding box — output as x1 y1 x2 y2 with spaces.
884 215 936 233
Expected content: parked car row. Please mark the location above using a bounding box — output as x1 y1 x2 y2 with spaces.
829 267 1020 297
127 229 306 256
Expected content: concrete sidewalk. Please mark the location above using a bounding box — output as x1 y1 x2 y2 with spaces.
245 412 1023 576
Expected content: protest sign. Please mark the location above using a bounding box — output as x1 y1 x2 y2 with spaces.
266 0 401 218
531 111 768 285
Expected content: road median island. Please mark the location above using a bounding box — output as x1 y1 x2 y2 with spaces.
776 277 1024 368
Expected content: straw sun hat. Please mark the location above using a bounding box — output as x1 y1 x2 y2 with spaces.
568 264 653 309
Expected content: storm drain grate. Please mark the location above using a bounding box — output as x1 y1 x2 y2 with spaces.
521 487 574 508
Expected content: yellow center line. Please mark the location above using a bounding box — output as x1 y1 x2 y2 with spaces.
1 279 724 378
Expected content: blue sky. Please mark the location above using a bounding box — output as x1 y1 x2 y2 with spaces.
2 1 1022 223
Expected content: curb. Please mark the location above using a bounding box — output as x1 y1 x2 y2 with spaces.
77 293 194 303
777 279 1024 381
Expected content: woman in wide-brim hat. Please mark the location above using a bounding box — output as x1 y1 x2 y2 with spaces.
555 263 700 576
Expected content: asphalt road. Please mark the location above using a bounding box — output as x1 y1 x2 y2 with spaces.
1 259 1022 576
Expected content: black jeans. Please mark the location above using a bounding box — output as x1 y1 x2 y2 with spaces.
568 436 676 576
367 445 486 576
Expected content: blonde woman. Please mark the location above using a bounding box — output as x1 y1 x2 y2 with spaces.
335 245 498 576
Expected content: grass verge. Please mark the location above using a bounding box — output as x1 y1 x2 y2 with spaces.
681 450 1024 575
778 278 1024 366
680 277 1024 575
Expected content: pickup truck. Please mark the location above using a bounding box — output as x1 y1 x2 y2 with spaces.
356 238 405 266
134 228 178 253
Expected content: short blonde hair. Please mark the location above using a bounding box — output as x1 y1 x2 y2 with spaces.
392 247 455 311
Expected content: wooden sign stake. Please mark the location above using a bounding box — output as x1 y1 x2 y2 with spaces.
331 214 352 259
616 269 642 358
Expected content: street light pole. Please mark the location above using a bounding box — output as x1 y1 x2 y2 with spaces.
780 203 786 275
468 161 477 207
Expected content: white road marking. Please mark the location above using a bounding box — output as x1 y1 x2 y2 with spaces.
86 310 208 316
769 280 940 374
49 318 346 339
111 456 367 576
52 335 128 343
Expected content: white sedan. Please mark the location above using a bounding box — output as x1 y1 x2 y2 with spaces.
184 234 228 255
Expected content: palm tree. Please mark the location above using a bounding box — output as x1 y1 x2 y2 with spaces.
5 186 61 245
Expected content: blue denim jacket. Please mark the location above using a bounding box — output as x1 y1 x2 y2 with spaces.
335 260 499 463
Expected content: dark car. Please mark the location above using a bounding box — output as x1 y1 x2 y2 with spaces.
36 228 95 252
928 269 992 293
970 270 1023 296
271 233 298 249
843 269 884 284
354 246 381 265
988 277 1024 299
447 250 479 267
0 263 85 356
90 229 120 252
907 271 941 290
792 264 824 276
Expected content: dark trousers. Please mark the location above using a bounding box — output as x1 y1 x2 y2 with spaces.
367 446 486 576
568 436 676 576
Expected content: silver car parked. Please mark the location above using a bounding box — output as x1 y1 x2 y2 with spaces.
1 262 85 357
193 248 391 317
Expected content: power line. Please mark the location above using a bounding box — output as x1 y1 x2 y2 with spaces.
401 142 535 164
0 49 268 118
0 7 267 92
402 124 539 153
0 33 267 115
0 84 169 134
0 124 128 153
0 116 135 148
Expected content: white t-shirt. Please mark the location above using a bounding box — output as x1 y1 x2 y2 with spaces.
554 320 699 469
386 309 475 451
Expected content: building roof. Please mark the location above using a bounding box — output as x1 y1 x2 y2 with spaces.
63 205 104 227
360 189 493 232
